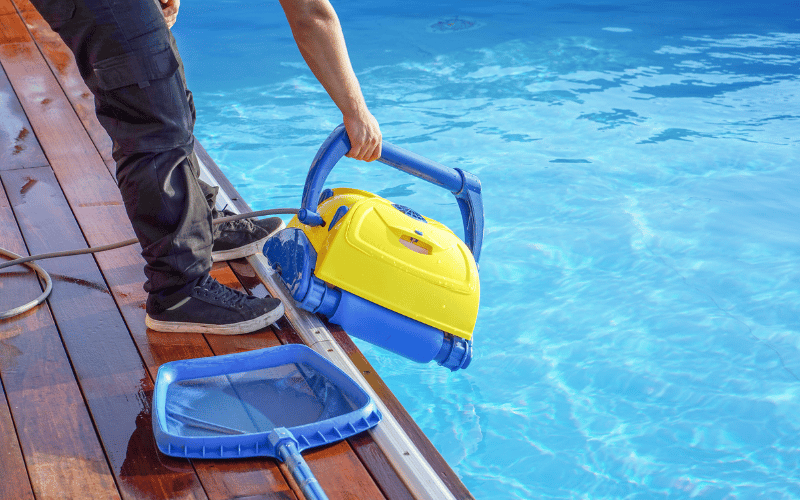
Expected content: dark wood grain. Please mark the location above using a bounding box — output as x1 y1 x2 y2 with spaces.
0 9 116 199
3 167 207 500
0 383 34 500
0 172 122 500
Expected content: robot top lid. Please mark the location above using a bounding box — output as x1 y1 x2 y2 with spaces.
286 125 484 341
291 188 480 341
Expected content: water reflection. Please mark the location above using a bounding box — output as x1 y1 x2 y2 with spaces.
118 378 198 498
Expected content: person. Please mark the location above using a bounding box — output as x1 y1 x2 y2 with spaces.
29 0 382 334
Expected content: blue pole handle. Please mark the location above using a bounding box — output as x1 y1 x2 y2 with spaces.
276 439 330 500
298 124 485 262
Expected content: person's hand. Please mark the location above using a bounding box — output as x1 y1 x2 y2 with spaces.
160 0 180 28
343 110 382 162
279 0 381 161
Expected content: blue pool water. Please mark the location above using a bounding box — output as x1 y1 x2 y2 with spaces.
175 1 800 498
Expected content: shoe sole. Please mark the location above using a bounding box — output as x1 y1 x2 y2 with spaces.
211 219 285 262
145 301 285 335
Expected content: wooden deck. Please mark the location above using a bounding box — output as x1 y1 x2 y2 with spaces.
0 1 474 499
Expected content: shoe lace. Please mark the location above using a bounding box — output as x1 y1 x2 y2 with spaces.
214 206 258 233
196 275 248 308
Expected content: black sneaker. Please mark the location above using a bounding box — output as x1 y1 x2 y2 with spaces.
211 208 285 262
145 275 285 334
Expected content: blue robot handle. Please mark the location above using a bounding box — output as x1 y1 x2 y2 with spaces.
298 124 484 262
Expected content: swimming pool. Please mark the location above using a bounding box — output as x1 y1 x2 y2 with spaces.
175 1 800 498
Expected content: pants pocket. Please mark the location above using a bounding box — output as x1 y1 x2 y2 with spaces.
92 41 193 155
93 42 179 91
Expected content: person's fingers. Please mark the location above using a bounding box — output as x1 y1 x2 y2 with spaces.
344 130 366 159
343 111 381 161
163 14 176 28
367 139 382 162
159 0 179 27
344 144 362 159
346 140 380 161
354 141 377 162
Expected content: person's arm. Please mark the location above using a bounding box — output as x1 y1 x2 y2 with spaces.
279 0 382 161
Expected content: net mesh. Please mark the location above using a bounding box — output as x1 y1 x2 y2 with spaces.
165 361 359 437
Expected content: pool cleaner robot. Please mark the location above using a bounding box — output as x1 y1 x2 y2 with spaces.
264 125 483 371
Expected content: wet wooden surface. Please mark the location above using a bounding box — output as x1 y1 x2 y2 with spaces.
0 63 46 171
0 0 475 499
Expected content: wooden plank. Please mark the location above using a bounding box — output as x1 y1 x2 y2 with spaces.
0 381 34 500
0 0 13 15
0 62 47 170
0 12 27 42
0 185 35 500
187 460 297 500
12 0 114 168
0 173 121 500
2 166 207 500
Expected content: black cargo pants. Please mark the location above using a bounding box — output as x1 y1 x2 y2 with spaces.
30 0 217 294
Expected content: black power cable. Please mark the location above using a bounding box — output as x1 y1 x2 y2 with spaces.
0 208 299 320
